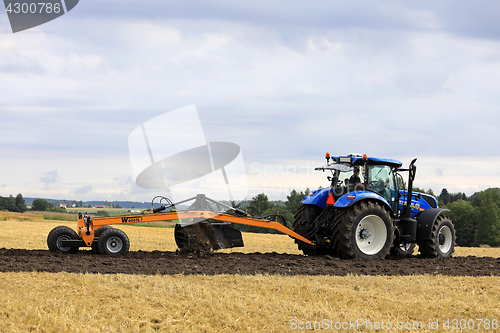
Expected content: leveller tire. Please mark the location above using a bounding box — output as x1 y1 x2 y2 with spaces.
292 204 324 255
336 200 394 260
47 226 79 254
97 228 130 255
91 225 113 254
418 215 456 258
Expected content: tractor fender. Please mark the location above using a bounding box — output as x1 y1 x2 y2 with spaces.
334 191 394 216
415 208 449 240
301 188 331 210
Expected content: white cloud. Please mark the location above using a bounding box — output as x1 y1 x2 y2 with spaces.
40 170 59 189
75 185 92 195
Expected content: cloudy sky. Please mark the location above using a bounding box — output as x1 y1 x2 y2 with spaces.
1 0 500 202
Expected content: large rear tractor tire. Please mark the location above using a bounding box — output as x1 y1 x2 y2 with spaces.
418 215 456 258
336 200 394 260
47 226 79 254
292 204 324 255
91 225 113 254
97 228 130 255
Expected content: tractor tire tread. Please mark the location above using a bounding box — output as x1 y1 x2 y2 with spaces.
417 215 456 258
335 200 394 260
97 228 130 256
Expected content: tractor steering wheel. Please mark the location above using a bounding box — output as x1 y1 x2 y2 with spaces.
369 180 382 191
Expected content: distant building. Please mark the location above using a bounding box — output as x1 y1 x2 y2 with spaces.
59 203 67 208
94 205 111 209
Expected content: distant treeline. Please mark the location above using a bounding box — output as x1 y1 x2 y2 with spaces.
22 197 151 209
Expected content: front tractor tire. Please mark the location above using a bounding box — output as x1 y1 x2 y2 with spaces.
337 201 394 260
97 228 130 255
47 226 79 254
418 215 456 258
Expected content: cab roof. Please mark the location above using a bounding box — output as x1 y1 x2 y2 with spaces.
332 154 402 168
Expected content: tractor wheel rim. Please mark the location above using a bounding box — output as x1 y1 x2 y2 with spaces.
56 235 72 252
438 225 452 253
355 215 387 255
106 236 123 253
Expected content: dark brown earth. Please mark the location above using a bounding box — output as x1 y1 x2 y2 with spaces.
1 248 500 276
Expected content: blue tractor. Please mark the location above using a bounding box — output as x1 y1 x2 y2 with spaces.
292 153 456 259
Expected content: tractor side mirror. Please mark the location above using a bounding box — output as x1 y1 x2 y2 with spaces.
409 158 417 181
410 166 417 181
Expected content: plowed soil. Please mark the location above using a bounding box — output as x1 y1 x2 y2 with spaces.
1 248 499 276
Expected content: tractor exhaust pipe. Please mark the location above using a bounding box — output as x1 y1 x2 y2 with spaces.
404 158 417 219
399 158 418 243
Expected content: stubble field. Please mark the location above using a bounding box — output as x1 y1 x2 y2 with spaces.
0 212 500 332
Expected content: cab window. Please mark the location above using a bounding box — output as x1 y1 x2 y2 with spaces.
367 165 396 204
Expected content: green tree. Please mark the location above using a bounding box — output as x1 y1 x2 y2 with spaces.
285 188 310 215
467 188 500 246
472 197 500 247
31 198 52 211
15 194 27 212
96 210 109 217
447 200 475 246
426 188 436 197
439 188 450 206
412 186 426 194
247 193 272 216
0 195 18 212
472 188 500 208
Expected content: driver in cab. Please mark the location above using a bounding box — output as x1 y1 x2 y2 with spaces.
349 166 364 190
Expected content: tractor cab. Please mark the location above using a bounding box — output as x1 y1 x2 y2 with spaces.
365 164 398 211
314 153 402 214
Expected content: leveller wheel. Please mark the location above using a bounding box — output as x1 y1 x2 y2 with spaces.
97 228 130 255
91 225 113 254
47 226 79 254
